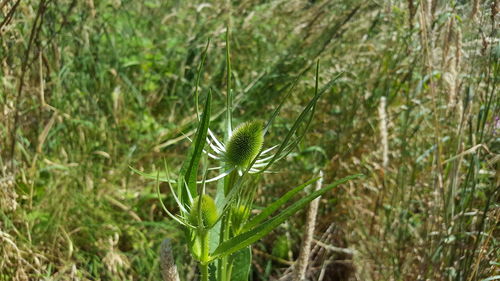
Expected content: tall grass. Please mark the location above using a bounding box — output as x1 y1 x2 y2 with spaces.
1 0 498 280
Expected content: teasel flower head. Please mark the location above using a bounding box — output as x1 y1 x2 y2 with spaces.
201 120 279 182
225 120 264 168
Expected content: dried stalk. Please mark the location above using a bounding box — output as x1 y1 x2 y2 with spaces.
160 239 180 281
293 170 323 281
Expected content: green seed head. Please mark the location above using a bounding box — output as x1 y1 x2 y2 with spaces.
231 205 250 231
226 120 264 168
189 195 218 228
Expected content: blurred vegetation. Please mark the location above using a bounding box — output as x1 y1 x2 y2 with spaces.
0 0 498 280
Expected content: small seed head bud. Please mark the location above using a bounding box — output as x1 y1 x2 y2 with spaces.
189 195 218 228
226 120 264 168
231 205 250 231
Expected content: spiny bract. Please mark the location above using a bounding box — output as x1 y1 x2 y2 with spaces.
225 120 264 168
189 195 218 227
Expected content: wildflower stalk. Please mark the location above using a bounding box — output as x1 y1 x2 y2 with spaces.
218 25 234 281
218 216 230 281
218 173 234 281
199 229 210 281
200 264 209 281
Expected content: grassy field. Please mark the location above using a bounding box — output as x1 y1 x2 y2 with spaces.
1 0 499 280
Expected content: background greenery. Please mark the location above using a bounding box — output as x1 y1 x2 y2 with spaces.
1 0 498 280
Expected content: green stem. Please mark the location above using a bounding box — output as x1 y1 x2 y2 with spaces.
218 216 230 281
219 170 237 281
200 230 210 281
227 260 234 280
200 263 209 281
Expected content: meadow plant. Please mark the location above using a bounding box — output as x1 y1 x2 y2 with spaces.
135 35 362 281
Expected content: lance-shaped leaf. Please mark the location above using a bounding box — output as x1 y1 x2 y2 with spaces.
210 174 363 259
195 39 210 121
177 91 212 206
262 62 312 136
241 177 320 233
263 70 343 171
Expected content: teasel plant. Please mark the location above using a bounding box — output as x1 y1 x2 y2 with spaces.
133 32 363 281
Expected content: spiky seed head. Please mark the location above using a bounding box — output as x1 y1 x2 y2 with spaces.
189 195 218 228
226 120 264 168
231 205 250 231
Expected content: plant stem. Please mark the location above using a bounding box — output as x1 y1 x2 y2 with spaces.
200 263 209 281
200 230 210 281
227 260 234 280
219 169 237 281
218 216 230 281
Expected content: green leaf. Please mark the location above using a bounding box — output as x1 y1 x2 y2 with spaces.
230 247 251 281
177 91 212 205
263 71 343 171
276 61 321 159
211 174 363 259
262 64 311 136
241 177 320 232
195 39 210 121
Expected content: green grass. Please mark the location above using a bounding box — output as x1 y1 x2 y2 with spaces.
1 0 498 280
